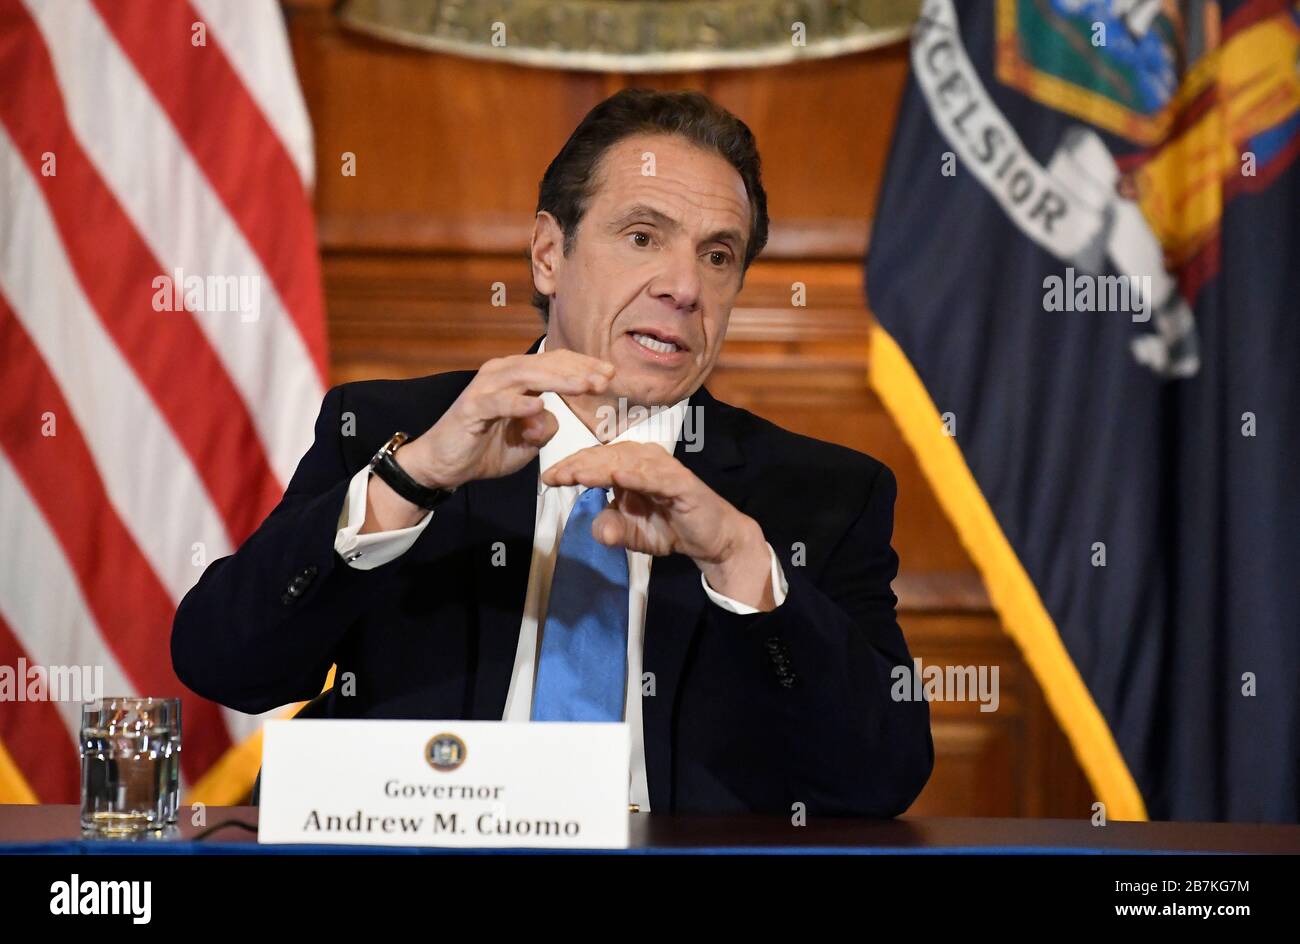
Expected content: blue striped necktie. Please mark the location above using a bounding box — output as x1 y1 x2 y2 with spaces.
531 486 629 721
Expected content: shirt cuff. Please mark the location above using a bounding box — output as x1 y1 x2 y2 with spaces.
700 542 789 614
334 466 434 570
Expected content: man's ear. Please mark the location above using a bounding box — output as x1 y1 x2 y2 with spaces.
530 211 564 300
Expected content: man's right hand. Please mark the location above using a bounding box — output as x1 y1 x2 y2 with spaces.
360 349 615 533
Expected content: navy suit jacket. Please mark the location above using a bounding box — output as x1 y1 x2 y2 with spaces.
172 338 934 816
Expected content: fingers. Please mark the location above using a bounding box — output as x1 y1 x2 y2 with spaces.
479 350 615 399
461 351 615 427
593 506 672 557
496 399 557 448
591 507 626 546
488 392 547 419
542 442 686 498
515 408 559 446
610 487 656 519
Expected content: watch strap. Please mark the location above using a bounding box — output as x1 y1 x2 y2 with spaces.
368 432 456 511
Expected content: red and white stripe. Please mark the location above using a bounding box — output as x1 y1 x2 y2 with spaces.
0 0 327 802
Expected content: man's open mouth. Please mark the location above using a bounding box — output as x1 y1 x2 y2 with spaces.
629 329 688 355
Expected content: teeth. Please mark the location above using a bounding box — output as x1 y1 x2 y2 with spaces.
632 332 679 354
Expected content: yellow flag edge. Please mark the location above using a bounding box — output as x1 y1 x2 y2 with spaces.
0 739 38 803
185 665 338 807
869 322 1149 821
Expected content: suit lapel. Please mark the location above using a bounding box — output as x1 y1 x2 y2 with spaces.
642 385 748 810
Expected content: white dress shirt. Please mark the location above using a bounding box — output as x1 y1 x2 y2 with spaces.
332 340 788 810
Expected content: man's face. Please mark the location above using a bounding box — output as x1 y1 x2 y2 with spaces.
531 133 752 417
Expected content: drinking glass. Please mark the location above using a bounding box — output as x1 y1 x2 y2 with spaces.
80 697 180 835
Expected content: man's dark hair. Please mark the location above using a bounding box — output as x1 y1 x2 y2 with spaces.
530 87 769 321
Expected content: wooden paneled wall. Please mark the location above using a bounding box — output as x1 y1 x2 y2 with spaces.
284 0 1094 817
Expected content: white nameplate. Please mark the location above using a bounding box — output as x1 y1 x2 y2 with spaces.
258 720 630 849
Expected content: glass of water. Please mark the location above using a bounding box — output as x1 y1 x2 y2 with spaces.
80 697 181 835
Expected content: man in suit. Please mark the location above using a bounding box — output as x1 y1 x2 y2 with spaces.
172 88 933 816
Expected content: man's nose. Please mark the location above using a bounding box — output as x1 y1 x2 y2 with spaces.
649 246 702 312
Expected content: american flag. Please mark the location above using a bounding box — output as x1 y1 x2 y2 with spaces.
0 0 327 803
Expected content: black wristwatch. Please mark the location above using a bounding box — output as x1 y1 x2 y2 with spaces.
368 432 457 510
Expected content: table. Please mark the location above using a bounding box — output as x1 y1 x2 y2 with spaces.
2 805 1297 854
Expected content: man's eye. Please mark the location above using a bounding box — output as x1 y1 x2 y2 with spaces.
630 231 653 248
708 250 732 267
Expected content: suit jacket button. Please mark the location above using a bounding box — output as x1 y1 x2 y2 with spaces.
282 573 312 604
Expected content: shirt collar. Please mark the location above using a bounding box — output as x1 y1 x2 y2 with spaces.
535 335 690 491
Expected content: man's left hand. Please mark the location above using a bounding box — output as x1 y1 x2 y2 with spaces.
542 442 776 611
